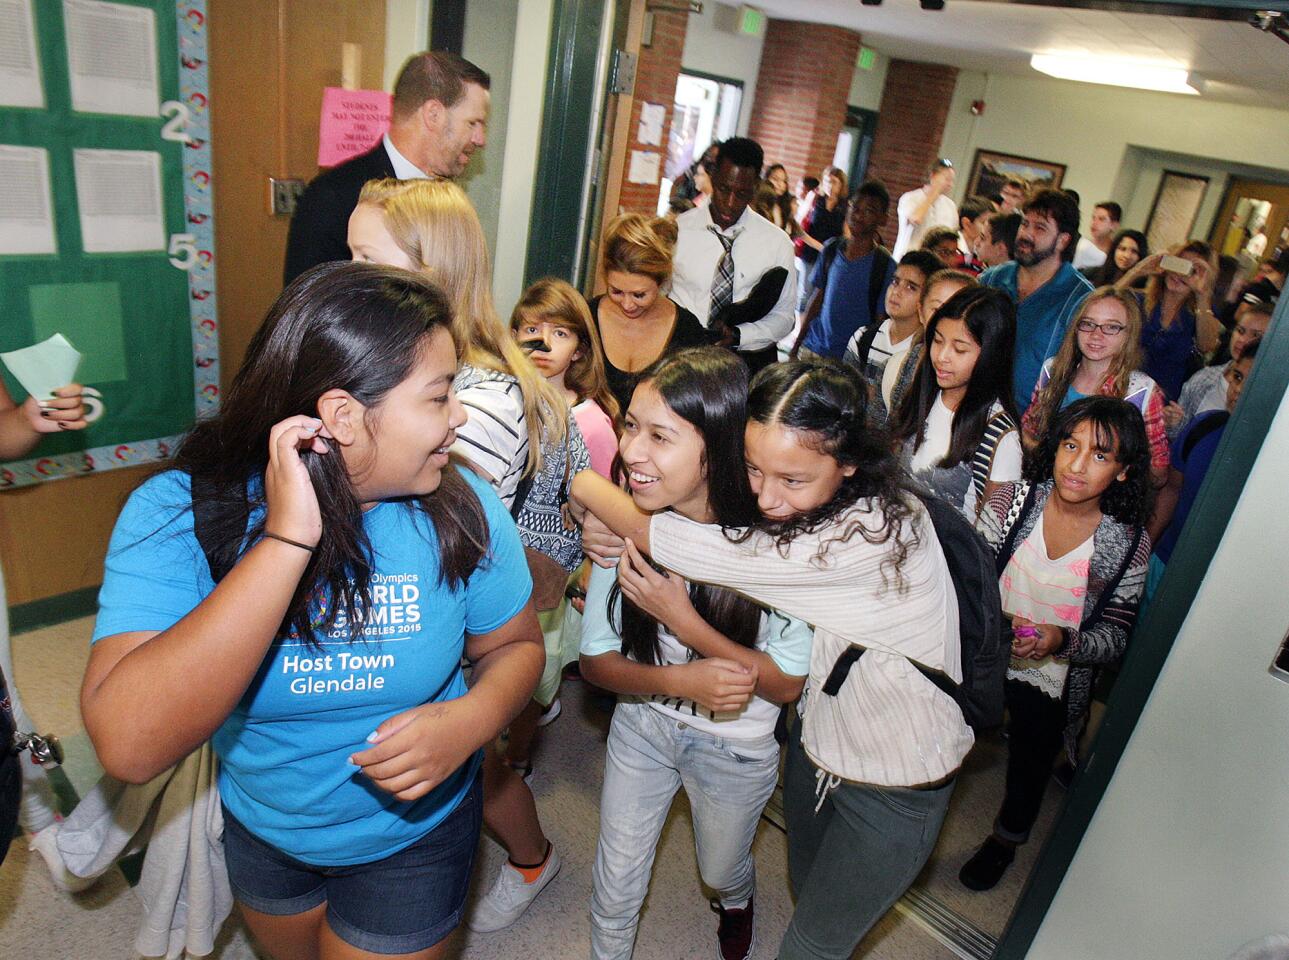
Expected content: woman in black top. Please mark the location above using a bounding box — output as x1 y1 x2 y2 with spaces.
591 213 712 415
795 167 849 310
1084 229 1148 287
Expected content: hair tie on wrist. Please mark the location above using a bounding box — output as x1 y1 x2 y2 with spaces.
263 531 316 554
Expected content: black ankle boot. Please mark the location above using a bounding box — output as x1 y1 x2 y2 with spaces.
959 836 1016 891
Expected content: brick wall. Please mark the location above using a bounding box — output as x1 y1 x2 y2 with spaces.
864 59 960 247
748 19 861 187
618 10 689 214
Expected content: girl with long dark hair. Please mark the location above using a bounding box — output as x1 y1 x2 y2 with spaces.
889 285 1023 519
572 358 967 960
1084 228 1147 287
959 397 1154 892
83 264 543 960
579 348 812 960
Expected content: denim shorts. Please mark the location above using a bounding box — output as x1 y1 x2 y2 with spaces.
222 773 482 955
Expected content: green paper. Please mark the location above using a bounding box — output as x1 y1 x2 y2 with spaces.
28 282 128 384
0 334 82 401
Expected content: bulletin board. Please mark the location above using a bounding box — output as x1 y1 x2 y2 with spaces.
0 0 217 488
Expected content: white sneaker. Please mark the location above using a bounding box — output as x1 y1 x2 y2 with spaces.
536 698 562 727
467 845 562 933
28 822 98 894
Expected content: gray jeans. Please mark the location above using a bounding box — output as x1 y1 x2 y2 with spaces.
590 701 780 959
779 725 955 959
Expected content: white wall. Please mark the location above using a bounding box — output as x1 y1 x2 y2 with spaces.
848 48 888 112
383 0 430 92
939 69 1289 238
491 0 553 316
461 0 519 257
680 1 765 135
1025 326 1289 957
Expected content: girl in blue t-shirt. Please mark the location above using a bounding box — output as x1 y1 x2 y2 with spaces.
85 263 543 960
579 347 812 960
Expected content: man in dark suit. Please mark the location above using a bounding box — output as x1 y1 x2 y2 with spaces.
283 51 490 284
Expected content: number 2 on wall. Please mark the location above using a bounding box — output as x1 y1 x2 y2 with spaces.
160 100 196 145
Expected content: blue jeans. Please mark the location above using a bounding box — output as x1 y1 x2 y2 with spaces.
223 773 482 955
779 726 955 960
590 701 780 960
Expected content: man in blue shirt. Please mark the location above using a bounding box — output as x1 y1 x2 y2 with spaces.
980 189 1094 410
790 181 897 360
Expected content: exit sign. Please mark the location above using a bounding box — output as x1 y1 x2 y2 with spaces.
738 5 766 37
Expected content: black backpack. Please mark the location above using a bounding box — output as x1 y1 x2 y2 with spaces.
821 493 1007 730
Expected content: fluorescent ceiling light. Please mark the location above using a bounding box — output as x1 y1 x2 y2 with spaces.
1030 54 1202 95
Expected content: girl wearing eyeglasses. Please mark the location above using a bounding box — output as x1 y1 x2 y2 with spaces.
1020 288 1170 505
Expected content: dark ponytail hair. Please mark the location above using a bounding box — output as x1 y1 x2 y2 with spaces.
741 359 920 587
171 261 488 646
890 286 1019 467
610 348 762 665
1025 396 1154 528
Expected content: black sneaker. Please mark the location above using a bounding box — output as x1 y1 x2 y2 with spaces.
711 896 755 960
959 836 1015 891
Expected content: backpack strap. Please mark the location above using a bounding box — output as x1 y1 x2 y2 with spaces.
970 411 1017 519
995 481 1040 577
866 245 892 325
853 319 885 373
817 237 840 291
821 643 960 703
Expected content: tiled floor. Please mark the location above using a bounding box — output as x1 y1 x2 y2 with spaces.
1 616 1067 958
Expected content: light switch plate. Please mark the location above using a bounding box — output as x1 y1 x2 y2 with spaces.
269 178 305 217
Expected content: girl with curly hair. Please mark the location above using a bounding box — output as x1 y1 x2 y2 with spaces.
959 396 1154 893
572 358 968 960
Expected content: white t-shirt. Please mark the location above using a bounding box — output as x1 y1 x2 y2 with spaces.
881 339 916 412
579 562 813 741
909 395 1023 517
1073 236 1107 271
894 187 958 260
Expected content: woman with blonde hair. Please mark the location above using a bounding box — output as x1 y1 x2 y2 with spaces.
592 212 711 415
351 178 568 502
1020 286 1170 521
1114 240 1220 401
348 178 581 933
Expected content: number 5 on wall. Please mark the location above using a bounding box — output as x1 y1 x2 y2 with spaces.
169 234 198 270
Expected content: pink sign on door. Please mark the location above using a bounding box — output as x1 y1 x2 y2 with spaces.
317 87 392 168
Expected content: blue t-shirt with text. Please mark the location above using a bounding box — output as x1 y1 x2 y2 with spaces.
93 467 531 866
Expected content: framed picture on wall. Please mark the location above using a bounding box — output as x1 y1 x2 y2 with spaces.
1146 171 1209 252
966 149 1066 200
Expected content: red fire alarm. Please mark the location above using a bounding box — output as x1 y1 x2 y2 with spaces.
970 100 986 116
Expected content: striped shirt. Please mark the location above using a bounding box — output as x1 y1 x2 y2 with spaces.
650 501 973 787
452 364 529 508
